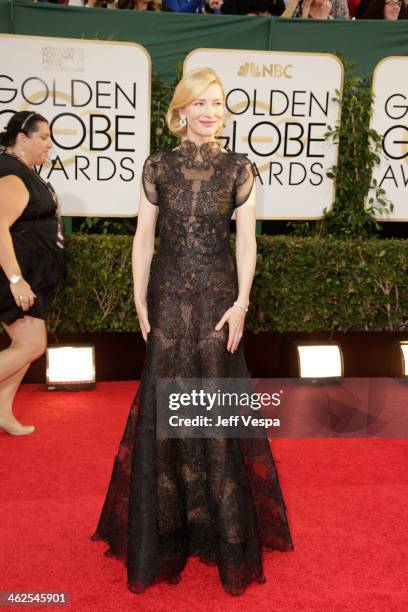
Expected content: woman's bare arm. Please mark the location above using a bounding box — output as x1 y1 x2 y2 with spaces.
0 175 37 311
0 175 29 279
235 182 257 309
132 183 159 341
214 182 257 353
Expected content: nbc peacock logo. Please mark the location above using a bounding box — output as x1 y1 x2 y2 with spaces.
238 62 261 77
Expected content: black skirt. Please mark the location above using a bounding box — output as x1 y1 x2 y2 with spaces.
0 219 64 326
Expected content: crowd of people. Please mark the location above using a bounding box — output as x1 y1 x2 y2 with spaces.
33 0 408 20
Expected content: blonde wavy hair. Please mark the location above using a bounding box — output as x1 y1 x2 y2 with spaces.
166 67 225 138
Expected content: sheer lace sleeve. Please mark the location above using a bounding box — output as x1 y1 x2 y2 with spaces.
142 155 159 206
234 154 255 208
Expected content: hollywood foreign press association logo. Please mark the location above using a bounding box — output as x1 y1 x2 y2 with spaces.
42 46 84 72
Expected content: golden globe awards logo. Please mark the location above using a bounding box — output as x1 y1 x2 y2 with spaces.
0 34 150 217
185 49 343 220
370 57 408 221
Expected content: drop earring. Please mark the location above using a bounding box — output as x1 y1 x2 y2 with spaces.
179 116 187 129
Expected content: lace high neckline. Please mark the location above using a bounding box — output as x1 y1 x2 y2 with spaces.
178 139 223 162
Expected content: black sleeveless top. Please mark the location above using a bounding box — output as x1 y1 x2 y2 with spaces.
0 151 64 325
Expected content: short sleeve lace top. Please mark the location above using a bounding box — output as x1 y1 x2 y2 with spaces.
142 140 255 211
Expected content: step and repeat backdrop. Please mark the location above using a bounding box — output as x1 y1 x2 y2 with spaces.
185 49 343 220
0 35 150 217
370 56 408 222
0 34 405 221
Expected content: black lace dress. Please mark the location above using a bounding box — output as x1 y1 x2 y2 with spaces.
92 140 293 595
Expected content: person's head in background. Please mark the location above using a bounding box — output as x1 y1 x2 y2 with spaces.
357 0 407 19
0 111 52 167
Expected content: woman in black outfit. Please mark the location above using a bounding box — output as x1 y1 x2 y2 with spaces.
92 67 292 596
0 111 64 436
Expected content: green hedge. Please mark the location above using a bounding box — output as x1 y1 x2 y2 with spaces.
48 234 408 334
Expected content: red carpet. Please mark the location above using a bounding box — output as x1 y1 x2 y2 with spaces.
1 382 407 611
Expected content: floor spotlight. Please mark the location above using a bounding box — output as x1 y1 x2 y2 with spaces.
399 341 408 377
46 344 96 390
295 344 343 382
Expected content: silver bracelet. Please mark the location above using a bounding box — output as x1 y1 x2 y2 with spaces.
9 274 22 285
233 301 249 313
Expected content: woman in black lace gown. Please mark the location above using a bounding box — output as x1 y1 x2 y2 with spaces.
92 67 293 595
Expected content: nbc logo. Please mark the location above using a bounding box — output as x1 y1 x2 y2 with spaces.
237 62 293 79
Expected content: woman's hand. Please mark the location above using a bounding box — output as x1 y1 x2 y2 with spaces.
281 0 301 17
135 299 151 342
301 0 312 16
215 305 246 353
320 0 333 18
208 0 223 9
9 278 36 312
